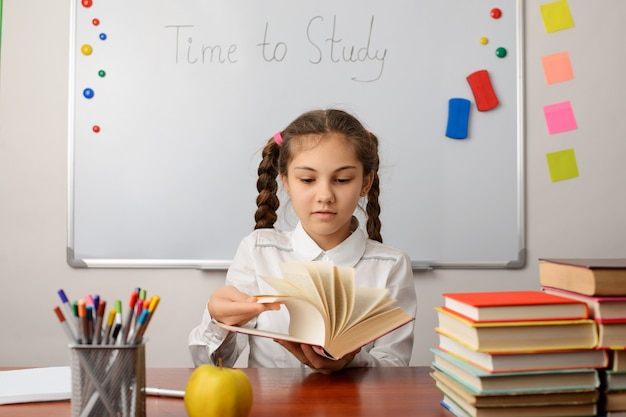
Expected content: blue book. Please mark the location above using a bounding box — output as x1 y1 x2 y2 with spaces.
441 398 468 417
431 347 599 394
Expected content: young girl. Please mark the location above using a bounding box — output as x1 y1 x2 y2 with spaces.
188 109 417 374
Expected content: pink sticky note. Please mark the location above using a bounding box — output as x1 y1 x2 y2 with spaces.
542 51 574 85
543 101 577 134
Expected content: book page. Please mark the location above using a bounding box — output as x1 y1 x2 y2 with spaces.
217 297 327 346
276 261 327 314
328 307 414 359
342 287 393 330
282 297 327 344
315 261 337 334
301 262 330 319
332 267 348 339
334 266 356 336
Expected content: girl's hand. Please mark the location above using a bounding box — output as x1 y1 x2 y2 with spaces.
275 340 360 375
208 285 281 326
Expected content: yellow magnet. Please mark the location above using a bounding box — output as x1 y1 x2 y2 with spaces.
81 44 93 56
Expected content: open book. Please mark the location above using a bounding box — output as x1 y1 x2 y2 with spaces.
216 261 414 360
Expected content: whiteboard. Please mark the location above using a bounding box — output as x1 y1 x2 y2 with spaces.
67 0 525 269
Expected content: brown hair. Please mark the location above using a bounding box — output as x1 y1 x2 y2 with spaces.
254 109 383 243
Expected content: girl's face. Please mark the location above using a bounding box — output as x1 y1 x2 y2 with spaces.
280 132 373 251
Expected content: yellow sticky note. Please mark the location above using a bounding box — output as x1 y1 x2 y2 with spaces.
542 51 574 85
540 0 575 33
546 148 579 182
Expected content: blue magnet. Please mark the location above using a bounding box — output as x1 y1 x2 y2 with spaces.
99 33 107 41
445 98 471 139
83 88 95 99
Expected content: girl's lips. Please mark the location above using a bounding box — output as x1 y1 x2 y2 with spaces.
313 211 336 220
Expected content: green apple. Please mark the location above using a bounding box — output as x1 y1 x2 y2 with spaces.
184 363 253 417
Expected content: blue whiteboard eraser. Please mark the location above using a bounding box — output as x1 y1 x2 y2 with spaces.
445 98 471 139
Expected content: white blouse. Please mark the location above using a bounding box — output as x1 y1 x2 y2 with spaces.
188 221 417 368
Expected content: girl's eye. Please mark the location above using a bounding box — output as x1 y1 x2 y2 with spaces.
335 178 351 184
300 178 314 184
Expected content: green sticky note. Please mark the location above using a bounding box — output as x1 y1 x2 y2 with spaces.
546 148 579 182
540 0 575 33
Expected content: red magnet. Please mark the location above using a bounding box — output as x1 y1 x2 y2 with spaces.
92 18 100 26
92 125 101 133
491 8 502 19
82 0 93 8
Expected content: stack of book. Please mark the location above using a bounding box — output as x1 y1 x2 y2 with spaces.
539 258 626 417
432 289 604 417
603 350 626 417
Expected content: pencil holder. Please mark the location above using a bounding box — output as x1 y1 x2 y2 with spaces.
69 343 146 417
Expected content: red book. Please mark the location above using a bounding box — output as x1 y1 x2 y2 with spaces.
442 290 589 322
543 286 626 322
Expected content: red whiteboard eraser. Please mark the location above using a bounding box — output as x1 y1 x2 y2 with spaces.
467 70 499 111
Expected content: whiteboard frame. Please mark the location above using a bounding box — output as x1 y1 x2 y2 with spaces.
66 0 525 270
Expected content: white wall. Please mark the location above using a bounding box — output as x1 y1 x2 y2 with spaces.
1 0 625 368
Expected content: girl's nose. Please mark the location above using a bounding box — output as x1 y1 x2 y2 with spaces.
316 183 335 204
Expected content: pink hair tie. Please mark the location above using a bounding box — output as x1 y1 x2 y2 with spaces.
273 132 283 146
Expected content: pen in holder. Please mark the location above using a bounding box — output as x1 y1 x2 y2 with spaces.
69 343 146 417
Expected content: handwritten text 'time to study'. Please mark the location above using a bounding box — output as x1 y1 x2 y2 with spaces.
164 16 388 83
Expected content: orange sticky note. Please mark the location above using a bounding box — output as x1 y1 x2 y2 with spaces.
542 51 574 85
540 0 575 33
546 148 579 182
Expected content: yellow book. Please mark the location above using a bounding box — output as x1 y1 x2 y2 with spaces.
435 307 598 352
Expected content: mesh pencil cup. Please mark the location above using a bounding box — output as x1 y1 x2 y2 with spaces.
69 343 146 417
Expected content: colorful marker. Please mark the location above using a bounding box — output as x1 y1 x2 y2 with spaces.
111 305 123 345
132 309 151 344
121 288 140 344
93 300 106 345
78 300 89 344
86 305 94 344
103 308 116 344
54 306 78 344
129 298 145 343
57 289 78 337
135 295 160 344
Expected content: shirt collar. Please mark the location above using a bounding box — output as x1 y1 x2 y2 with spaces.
290 221 367 267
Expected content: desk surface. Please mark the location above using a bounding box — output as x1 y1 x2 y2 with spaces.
3 366 448 417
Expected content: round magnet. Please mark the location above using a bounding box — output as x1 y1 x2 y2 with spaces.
480 37 488 45
92 125 101 133
99 33 107 41
495 47 507 58
491 8 502 19
92 18 100 26
81 44 93 56
82 0 93 8
98 69 106 78
83 88 95 99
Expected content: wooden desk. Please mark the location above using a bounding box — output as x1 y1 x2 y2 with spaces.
3 367 448 417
